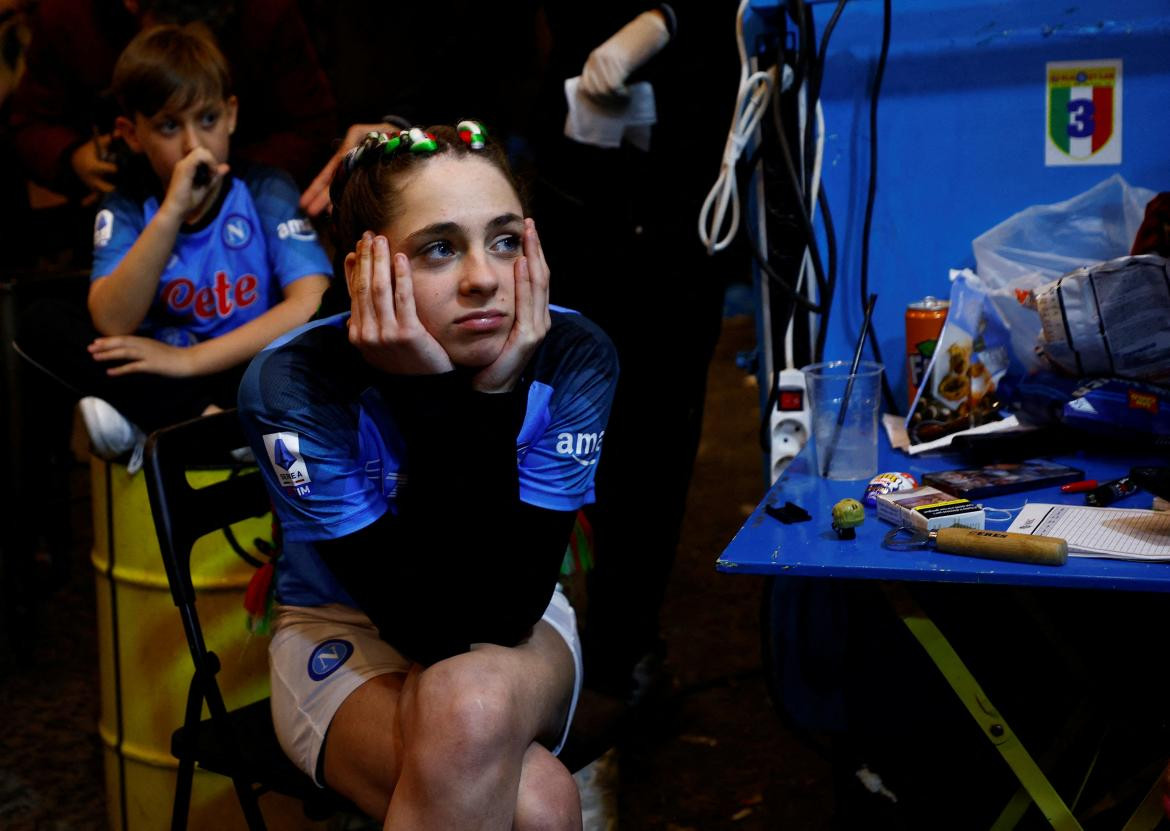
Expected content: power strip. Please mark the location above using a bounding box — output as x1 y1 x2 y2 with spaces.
769 368 811 483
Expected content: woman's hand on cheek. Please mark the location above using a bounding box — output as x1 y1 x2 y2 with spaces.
347 233 454 376
473 219 551 393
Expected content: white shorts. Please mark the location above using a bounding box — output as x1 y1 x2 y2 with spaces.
267 585 582 786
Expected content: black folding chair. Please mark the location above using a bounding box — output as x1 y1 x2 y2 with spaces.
143 409 352 830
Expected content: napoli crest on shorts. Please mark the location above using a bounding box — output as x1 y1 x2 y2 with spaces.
307 639 353 680
223 214 253 248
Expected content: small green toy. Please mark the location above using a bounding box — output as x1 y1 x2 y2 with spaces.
831 498 865 539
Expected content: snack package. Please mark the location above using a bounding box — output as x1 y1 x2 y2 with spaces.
906 272 1012 449
1021 254 1170 383
861 471 918 507
1061 377 1170 438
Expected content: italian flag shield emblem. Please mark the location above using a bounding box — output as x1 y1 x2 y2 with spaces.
1046 60 1122 166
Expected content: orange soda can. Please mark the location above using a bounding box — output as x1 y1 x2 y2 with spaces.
906 297 950 407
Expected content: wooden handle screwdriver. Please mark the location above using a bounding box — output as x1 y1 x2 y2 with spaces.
931 527 1068 566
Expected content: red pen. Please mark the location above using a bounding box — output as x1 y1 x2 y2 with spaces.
1060 479 1098 493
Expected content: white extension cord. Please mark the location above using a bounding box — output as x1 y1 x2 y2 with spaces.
770 367 812 482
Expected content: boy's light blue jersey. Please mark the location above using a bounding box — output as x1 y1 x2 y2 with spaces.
91 165 330 346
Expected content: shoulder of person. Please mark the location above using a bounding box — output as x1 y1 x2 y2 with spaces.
98 185 145 216
234 161 318 240
530 309 619 382
235 160 299 200
92 187 146 239
91 187 146 256
240 313 360 414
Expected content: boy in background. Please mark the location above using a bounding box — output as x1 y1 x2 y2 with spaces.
17 23 330 471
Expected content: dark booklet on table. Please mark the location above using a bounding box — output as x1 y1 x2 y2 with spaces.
922 459 1084 498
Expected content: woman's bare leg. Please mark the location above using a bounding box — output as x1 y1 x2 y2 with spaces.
321 621 578 830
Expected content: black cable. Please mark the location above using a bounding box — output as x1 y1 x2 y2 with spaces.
859 0 899 415
739 143 830 315
818 0 850 64
814 187 837 364
802 0 849 210
752 2 846 446
221 464 268 568
759 365 781 452
776 2 842 366
766 121 830 305
747 226 827 315
789 0 817 197
786 0 814 108
756 0 836 456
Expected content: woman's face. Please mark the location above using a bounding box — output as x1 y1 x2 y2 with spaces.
382 155 525 367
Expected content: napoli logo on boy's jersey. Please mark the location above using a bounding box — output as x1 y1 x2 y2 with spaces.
307 639 353 680
263 431 312 492
222 214 253 249
94 210 114 248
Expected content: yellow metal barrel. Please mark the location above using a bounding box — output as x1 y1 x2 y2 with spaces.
90 456 323 830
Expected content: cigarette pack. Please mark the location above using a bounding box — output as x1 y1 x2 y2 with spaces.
875 485 985 532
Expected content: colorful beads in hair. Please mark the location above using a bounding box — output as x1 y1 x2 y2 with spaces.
457 120 487 150
333 122 493 211
342 127 444 173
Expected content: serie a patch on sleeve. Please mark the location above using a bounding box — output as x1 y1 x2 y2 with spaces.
263 430 312 495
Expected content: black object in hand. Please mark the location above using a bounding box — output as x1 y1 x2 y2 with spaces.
193 162 211 187
1085 476 1140 507
1130 466 1170 501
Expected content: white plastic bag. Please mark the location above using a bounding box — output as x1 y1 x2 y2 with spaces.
971 174 1155 373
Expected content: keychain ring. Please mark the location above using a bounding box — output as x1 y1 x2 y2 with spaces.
882 525 931 551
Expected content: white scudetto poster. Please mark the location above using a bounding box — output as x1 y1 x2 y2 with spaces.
1045 59 1122 166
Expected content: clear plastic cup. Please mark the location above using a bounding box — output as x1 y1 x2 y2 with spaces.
801 361 884 480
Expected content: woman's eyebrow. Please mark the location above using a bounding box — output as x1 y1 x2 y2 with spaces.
403 221 461 245
487 213 524 230
403 214 524 246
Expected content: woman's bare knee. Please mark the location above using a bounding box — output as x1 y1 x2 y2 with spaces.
514 744 581 831
402 658 525 778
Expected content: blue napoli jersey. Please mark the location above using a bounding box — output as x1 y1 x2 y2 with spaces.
238 309 618 607
91 165 331 347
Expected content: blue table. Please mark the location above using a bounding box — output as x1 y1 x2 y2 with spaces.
719 442 1170 593
717 439 1170 830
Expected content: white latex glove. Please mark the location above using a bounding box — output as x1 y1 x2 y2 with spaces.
579 10 670 104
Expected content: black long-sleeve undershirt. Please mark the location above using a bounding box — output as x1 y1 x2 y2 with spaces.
315 371 577 666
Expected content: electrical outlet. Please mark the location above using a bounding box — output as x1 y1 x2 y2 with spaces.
769 369 811 483
770 414 809 481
